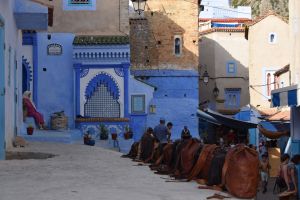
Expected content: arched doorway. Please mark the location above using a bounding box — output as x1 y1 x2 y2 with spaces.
0 16 5 160
22 59 30 94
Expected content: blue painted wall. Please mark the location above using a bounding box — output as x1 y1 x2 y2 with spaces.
129 76 154 141
132 70 199 139
37 33 75 128
14 0 48 30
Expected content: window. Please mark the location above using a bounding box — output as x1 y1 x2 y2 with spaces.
69 0 91 5
267 73 271 96
226 61 237 75
131 95 146 114
63 0 95 10
225 88 241 109
269 33 277 44
174 36 182 56
264 70 276 97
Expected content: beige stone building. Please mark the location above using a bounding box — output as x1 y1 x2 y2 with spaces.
130 0 199 70
199 19 250 114
289 0 300 85
247 12 290 109
37 0 129 35
269 0 300 161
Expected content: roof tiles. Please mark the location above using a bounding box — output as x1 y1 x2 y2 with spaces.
199 27 245 36
73 35 130 46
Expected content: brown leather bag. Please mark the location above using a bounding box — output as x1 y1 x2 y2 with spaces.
153 143 174 174
161 143 174 166
123 142 139 159
222 145 259 199
188 144 218 181
174 139 201 179
200 146 221 180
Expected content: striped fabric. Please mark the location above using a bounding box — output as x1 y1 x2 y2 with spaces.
271 85 299 107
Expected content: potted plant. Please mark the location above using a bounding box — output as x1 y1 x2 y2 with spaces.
83 131 95 146
124 125 133 140
99 124 108 140
27 124 34 135
111 133 118 140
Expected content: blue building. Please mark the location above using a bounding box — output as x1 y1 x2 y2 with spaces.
0 0 50 159
129 2 200 139
0 0 202 159
18 0 156 147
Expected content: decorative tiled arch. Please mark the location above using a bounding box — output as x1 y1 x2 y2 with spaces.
22 57 32 92
85 72 120 100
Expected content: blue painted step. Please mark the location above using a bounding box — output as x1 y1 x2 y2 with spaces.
19 129 82 144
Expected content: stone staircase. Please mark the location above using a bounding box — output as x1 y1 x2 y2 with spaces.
20 117 134 153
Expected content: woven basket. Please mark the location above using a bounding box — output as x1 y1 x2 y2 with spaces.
51 115 68 130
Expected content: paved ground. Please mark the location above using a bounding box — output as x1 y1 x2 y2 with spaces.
0 142 251 200
256 178 278 200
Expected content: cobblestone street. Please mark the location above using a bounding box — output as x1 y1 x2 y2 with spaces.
0 142 249 200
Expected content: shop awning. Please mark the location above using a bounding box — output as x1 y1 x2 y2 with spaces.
197 109 258 130
197 109 221 125
271 85 299 107
258 121 289 139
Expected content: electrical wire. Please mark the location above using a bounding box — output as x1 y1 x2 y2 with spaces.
249 85 272 100
250 82 276 87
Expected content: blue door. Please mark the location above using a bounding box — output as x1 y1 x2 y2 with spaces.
224 88 241 109
14 51 18 137
0 17 5 160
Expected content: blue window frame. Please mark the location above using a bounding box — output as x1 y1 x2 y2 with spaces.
131 95 146 114
225 88 241 109
226 61 237 75
69 0 91 5
64 0 96 10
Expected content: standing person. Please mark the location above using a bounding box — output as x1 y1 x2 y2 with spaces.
278 153 298 198
166 122 173 142
153 118 169 144
181 126 191 139
259 140 268 159
260 153 271 193
227 129 236 145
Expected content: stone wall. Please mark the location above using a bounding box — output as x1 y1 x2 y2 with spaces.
289 0 300 85
130 0 199 70
248 15 289 108
38 0 129 35
199 31 250 111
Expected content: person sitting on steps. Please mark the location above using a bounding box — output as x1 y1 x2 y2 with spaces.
23 91 47 130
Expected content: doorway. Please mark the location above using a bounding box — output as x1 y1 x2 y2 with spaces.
0 16 5 160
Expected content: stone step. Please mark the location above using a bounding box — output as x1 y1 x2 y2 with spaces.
19 129 82 144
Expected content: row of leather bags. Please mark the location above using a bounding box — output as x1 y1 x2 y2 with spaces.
124 138 260 199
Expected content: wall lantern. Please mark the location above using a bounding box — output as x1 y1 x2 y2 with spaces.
131 0 147 15
213 84 219 98
202 70 209 84
149 104 156 114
